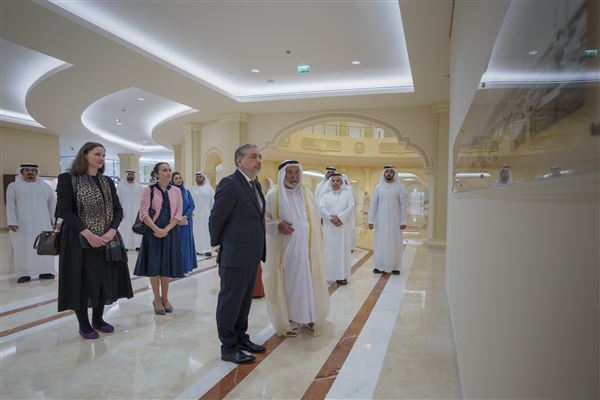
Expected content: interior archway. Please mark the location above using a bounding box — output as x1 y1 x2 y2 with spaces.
203 150 223 188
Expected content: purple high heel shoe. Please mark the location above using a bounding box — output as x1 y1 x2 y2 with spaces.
79 329 99 340
92 321 114 333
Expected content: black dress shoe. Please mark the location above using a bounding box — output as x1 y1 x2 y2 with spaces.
339 279 348 285
17 276 31 283
39 273 55 280
391 270 400 275
239 340 266 353
205 252 212 257
221 351 256 364
373 268 383 274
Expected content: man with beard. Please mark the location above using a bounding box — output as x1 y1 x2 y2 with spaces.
263 160 329 337
315 166 337 200
368 166 408 275
190 171 214 256
209 144 266 364
6 163 56 283
116 170 143 250
319 173 355 285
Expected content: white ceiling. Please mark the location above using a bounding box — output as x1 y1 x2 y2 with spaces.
0 38 70 127
482 0 596 86
45 0 413 100
81 87 196 154
0 0 452 156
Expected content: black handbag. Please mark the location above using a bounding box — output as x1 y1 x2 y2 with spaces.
105 240 126 262
132 184 156 235
33 218 60 256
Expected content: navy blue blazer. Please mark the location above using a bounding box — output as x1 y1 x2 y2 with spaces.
209 169 266 268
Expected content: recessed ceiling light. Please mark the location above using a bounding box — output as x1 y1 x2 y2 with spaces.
250 68 261 73
115 118 123 125
137 97 145 101
528 49 539 56
351 60 361 65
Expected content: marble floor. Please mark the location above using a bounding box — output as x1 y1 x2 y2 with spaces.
0 230 461 399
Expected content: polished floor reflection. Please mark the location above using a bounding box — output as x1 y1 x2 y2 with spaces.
0 230 461 399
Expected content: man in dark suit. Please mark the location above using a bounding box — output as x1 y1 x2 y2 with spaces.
209 144 266 364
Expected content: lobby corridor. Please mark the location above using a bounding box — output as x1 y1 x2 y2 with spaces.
0 231 460 399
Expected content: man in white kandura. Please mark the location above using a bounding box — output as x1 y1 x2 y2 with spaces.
6 163 56 283
342 174 357 252
368 165 408 275
319 173 355 285
315 166 337 200
190 171 214 256
116 170 143 251
263 160 329 337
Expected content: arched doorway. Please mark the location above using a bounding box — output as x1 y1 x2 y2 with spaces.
203 149 223 188
260 114 432 246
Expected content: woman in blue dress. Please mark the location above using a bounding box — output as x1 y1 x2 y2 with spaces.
134 162 184 315
172 172 198 273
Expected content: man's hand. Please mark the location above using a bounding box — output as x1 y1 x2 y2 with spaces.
330 216 342 227
8 225 18 232
368 224 374 230
178 216 188 225
278 221 295 235
400 224 407 230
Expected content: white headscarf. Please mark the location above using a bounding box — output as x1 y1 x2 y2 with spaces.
195 170 213 189
379 165 404 185
496 165 513 186
120 170 136 185
15 163 40 182
277 160 305 223
319 173 348 197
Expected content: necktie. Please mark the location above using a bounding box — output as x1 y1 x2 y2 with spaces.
250 180 261 209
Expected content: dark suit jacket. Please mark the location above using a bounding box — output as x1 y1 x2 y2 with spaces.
209 169 266 268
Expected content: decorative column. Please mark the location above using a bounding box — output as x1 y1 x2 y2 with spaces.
117 153 141 181
424 166 436 241
172 144 183 175
427 102 449 248
183 122 202 185
218 112 248 176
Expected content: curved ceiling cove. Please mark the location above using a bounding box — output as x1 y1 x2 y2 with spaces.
81 87 196 153
45 1 413 101
0 38 71 127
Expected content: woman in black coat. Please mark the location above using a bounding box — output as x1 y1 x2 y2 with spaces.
56 142 133 339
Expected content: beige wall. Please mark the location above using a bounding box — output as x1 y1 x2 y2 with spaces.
446 2 598 398
0 126 61 228
245 107 436 166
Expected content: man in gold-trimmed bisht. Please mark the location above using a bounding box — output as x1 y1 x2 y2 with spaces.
263 160 329 337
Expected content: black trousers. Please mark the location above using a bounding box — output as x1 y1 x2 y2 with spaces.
216 265 258 355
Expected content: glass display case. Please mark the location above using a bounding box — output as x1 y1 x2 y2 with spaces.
453 0 599 192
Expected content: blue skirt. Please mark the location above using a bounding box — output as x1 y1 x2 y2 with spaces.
180 219 198 273
134 201 184 278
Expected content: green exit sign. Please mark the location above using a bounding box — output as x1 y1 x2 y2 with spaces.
297 65 311 73
584 49 598 59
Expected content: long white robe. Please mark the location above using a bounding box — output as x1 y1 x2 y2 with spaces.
319 189 355 281
346 185 357 250
263 185 329 335
367 181 408 272
315 179 327 200
116 182 144 250
190 184 214 253
6 180 56 276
